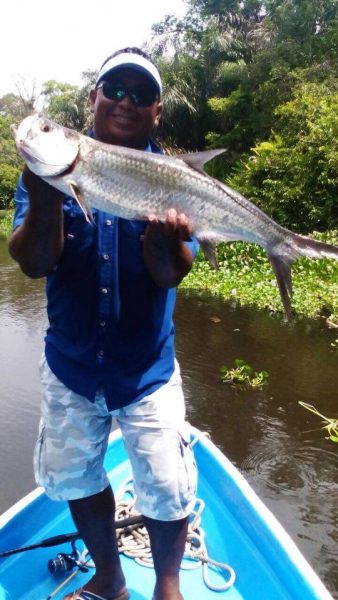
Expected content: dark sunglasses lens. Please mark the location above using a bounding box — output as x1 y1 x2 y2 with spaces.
131 87 157 106
101 82 157 106
102 83 126 101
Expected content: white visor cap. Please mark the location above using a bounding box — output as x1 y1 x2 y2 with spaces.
96 53 162 96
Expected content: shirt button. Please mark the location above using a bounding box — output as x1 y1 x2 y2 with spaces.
103 254 110 261
105 219 112 226
100 320 106 327
101 287 108 294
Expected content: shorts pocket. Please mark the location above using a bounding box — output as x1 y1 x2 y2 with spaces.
178 434 197 510
33 421 46 487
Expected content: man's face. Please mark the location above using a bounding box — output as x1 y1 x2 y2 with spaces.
89 67 162 149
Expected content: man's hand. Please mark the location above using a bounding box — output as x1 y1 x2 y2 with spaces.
8 165 64 279
22 164 61 201
143 208 194 288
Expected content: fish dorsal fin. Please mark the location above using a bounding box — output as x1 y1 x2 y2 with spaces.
177 149 226 174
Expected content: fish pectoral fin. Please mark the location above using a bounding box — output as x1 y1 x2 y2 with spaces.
68 182 94 224
178 149 226 174
198 239 218 270
268 254 293 320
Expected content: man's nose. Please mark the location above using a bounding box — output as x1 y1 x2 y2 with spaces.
118 93 135 108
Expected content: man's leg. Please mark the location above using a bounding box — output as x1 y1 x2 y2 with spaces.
35 358 125 599
143 516 189 600
116 361 197 600
68 486 127 599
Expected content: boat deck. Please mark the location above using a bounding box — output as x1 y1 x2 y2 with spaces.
0 429 332 600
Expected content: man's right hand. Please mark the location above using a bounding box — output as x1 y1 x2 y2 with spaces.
8 165 65 279
22 165 60 201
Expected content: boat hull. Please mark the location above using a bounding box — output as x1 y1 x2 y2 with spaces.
0 427 333 600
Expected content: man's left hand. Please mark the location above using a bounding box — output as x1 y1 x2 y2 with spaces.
143 208 194 288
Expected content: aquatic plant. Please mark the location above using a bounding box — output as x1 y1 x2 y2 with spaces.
181 231 338 320
299 401 338 443
220 359 269 388
0 210 13 238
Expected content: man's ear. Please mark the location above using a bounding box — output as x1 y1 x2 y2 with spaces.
89 89 97 113
154 102 163 127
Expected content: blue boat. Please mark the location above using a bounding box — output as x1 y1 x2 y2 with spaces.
0 427 333 600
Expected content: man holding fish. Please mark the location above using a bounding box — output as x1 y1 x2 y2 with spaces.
9 48 199 600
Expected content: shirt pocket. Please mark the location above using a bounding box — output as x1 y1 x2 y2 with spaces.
118 219 147 275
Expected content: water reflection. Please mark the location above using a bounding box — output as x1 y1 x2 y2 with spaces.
175 291 338 596
0 241 337 596
0 240 46 510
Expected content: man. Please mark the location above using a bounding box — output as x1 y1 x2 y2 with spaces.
9 48 198 600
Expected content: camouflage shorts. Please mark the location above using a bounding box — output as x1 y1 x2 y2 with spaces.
34 355 197 520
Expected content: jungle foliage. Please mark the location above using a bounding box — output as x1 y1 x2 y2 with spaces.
0 0 337 234
150 0 338 234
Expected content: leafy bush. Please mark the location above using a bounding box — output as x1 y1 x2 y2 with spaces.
0 209 14 238
0 164 20 209
227 81 338 233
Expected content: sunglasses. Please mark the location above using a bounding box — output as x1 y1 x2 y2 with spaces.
96 81 159 107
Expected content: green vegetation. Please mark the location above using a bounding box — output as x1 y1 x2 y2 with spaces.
220 359 269 387
228 81 338 233
181 231 338 320
0 0 337 320
0 116 22 210
0 210 13 238
299 402 338 443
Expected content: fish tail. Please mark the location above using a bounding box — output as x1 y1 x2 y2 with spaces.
291 233 338 261
268 232 338 319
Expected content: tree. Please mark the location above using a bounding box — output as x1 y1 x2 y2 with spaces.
227 80 338 232
41 71 96 132
0 76 39 124
0 116 22 209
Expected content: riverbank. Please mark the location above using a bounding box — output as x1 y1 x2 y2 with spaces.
0 210 13 238
180 231 338 322
1 210 337 321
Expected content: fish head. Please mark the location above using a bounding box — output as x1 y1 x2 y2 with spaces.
13 114 79 177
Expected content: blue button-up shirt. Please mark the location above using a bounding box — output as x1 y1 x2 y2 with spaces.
13 140 199 410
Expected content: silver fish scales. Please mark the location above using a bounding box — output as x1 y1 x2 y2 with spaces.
13 114 338 318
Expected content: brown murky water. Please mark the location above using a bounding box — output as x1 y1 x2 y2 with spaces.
0 238 337 597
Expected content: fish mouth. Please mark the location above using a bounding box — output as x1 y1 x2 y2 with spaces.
18 141 79 176
18 145 39 164
10 124 17 138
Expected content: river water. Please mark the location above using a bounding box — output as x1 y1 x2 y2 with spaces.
0 237 337 597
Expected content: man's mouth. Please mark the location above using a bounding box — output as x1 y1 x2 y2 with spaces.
110 112 137 124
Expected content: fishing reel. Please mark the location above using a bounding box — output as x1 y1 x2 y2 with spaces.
48 541 89 575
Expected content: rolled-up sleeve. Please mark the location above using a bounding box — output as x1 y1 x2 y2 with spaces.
184 236 199 259
12 174 29 230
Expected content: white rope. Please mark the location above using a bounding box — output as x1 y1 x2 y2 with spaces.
47 452 236 598
115 479 236 592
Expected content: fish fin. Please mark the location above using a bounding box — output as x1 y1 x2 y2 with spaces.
292 232 338 261
68 182 94 224
177 149 226 174
268 254 293 320
197 239 218 269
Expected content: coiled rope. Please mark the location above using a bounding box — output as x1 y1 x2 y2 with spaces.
115 478 236 592
47 479 235 599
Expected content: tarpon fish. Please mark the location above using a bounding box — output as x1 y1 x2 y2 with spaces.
13 114 338 318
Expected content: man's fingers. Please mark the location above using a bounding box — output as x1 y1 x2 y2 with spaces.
163 208 178 236
146 209 192 241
